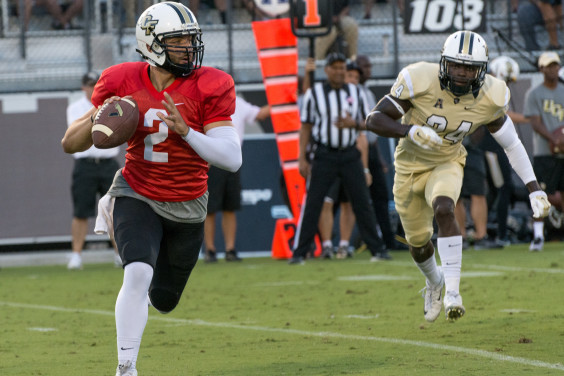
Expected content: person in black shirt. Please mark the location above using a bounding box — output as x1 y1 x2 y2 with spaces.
288 52 387 264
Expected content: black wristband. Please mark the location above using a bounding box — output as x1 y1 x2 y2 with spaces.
404 125 413 137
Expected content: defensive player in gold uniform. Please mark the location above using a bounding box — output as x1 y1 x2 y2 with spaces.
364 31 551 322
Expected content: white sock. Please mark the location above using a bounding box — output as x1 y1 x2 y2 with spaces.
322 240 333 248
436 236 463 295
116 262 154 368
533 221 544 239
414 254 442 287
339 240 349 248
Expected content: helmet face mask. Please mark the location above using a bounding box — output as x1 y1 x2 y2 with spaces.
439 31 488 97
136 2 204 77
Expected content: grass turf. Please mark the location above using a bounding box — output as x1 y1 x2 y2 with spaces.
1 242 564 375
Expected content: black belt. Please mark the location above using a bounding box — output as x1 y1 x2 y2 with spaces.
317 144 356 152
79 157 114 164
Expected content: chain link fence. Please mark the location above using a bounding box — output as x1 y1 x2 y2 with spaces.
0 0 559 93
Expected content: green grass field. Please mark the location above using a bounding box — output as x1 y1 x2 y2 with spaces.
1 243 564 376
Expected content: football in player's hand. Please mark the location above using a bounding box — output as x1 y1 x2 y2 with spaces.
91 97 138 149
549 126 564 154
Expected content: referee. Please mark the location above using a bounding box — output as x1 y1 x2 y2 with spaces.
289 52 387 264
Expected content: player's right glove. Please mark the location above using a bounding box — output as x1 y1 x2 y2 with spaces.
529 190 551 218
407 125 443 150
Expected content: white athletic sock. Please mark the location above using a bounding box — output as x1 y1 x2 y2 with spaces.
322 240 333 248
436 236 463 295
414 254 442 287
533 221 544 239
116 262 154 368
339 240 349 248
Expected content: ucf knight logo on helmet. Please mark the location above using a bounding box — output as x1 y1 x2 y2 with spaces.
141 15 158 36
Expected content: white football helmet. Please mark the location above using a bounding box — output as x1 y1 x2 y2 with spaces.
490 56 520 82
136 2 204 77
439 30 489 97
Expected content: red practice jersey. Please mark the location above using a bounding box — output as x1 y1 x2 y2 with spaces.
92 62 235 202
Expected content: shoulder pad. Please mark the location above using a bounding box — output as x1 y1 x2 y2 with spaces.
481 75 510 108
391 62 439 100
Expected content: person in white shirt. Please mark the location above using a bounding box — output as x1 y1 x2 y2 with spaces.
203 95 269 262
66 72 121 269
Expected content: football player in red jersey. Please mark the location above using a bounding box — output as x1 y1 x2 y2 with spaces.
61 2 241 375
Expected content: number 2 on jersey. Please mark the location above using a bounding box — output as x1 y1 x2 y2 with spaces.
144 108 169 163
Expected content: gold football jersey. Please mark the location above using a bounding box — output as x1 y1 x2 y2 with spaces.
391 62 509 174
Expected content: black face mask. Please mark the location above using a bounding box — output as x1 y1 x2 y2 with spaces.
439 57 487 98
148 32 205 77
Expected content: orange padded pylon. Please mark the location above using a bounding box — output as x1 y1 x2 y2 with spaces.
253 18 319 259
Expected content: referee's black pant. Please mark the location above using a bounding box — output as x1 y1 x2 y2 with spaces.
368 143 395 249
292 145 384 257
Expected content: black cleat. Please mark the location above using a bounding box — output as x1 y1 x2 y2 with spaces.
204 249 218 263
225 249 242 262
288 256 305 265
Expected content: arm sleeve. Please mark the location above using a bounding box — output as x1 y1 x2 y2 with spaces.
183 125 242 172
491 115 537 185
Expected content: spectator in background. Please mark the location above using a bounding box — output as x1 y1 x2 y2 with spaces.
523 51 564 251
314 0 358 61
515 0 563 51
189 0 227 24
454 128 503 250
66 72 121 270
123 0 153 27
355 55 376 109
203 95 269 262
356 55 397 254
483 56 529 246
288 52 387 264
24 0 83 30
362 0 405 19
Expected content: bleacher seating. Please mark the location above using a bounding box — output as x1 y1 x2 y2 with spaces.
0 0 551 93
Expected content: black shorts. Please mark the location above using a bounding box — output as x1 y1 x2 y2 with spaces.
461 166 487 197
324 177 349 204
113 197 204 299
71 158 119 218
207 166 241 213
534 156 564 194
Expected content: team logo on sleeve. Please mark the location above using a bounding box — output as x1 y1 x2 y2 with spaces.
141 15 159 36
434 99 443 109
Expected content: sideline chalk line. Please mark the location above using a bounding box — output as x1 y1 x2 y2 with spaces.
2 301 563 372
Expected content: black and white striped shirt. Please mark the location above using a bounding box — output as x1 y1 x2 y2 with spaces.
300 81 369 149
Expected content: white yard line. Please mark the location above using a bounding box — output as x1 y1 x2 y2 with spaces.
370 261 564 275
2 301 563 372
470 264 564 274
